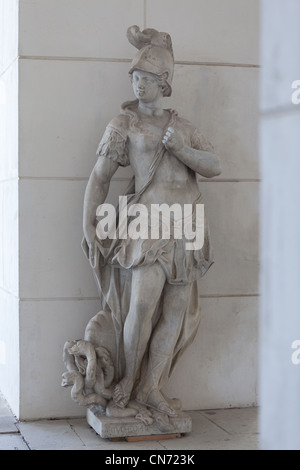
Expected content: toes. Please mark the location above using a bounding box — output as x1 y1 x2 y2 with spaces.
158 402 176 416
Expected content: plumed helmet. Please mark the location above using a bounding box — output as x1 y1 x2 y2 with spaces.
127 25 174 96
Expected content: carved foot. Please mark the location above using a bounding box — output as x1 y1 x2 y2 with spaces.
106 399 154 425
136 389 177 417
152 410 175 433
162 393 182 411
106 400 136 418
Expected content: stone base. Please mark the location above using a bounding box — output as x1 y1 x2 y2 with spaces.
87 406 192 440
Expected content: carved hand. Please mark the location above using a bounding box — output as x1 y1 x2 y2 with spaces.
162 126 184 154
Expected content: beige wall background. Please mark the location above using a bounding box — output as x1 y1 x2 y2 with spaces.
0 0 260 420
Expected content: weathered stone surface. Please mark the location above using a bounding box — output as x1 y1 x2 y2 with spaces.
62 25 221 435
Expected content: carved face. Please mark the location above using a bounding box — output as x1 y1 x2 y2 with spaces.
131 70 163 103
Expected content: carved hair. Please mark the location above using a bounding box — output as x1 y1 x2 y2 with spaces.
156 72 172 98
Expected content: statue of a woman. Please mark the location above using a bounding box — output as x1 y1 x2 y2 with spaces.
81 26 221 417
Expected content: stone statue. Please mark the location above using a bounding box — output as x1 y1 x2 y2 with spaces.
62 25 221 438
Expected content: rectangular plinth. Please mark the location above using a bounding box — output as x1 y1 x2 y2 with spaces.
87 406 192 440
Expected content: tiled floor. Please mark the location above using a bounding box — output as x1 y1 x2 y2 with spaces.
0 394 259 450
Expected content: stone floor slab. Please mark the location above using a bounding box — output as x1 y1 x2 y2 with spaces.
0 393 19 433
200 407 258 435
0 433 29 450
17 419 85 450
0 416 19 434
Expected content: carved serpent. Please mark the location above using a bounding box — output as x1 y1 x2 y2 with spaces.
67 340 97 389
62 339 114 405
61 371 107 407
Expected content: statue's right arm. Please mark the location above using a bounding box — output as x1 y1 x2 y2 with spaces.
83 156 119 247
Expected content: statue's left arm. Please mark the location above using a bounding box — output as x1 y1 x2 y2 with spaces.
163 126 221 178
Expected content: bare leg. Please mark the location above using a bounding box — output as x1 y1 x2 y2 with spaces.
113 262 166 407
136 282 193 415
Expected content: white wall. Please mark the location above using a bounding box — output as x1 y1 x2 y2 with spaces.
0 0 20 414
259 0 300 450
0 0 260 420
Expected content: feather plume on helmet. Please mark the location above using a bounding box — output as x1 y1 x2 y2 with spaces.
127 25 174 97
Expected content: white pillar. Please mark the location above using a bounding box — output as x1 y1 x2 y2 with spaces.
0 0 19 414
260 0 300 450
